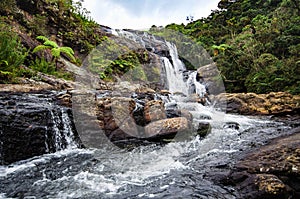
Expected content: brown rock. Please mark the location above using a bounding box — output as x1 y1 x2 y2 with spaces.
144 100 166 123
144 117 190 138
160 90 171 95
96 97 139 140
213 92 300 115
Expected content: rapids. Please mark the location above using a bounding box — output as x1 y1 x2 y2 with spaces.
0 30 295 199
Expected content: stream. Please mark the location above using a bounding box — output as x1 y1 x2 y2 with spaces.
0 30 296 199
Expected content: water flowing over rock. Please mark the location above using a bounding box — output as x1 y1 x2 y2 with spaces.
0 92 80 165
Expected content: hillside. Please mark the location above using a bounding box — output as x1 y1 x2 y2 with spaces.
0 0 109 84
163 0 300 94
0 0 299 94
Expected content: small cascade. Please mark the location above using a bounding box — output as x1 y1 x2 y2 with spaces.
0 92 79 165
50 108 78 151
163 41 207 98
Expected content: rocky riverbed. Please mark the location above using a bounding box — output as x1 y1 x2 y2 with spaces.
0 82 299 198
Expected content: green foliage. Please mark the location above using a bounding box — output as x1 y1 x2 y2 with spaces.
33 36 76 63
0 22 27 83
29 57 73 80
165 0 300 94
87 37 149 81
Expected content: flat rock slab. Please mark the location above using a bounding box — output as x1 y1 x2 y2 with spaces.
224 130 300 199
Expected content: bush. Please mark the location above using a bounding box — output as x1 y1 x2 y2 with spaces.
0 22 27 83
29 58 73 80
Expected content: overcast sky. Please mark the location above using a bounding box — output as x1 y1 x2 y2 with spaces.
81 0 220 30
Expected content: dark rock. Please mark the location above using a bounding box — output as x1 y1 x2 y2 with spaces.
223 122 240 130
196 122 211 137
223 132 300 198
0 92 80 165
166 109 193 122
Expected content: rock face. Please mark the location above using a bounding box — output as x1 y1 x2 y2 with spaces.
212 92 300 115
0 92 79 165
197 63 225 95
224 131 300 198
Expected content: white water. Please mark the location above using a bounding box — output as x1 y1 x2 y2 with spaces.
50 108 78 150
0 31 291 199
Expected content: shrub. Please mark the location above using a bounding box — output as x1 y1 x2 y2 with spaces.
0 22 27 83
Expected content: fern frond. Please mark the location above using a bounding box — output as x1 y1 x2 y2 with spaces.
51 48 60 58
59 47 74 55
33 45 51 53
63 52 76 62
36 35 49 42
44 40 59 48
60 47 76 62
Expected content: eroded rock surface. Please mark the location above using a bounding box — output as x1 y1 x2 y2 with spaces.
212 92 300 115
224 131 300 199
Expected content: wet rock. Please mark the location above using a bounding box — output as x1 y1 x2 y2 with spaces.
166 109 193 122
144 100 166 123
223 122 240 130
0 92 79 165
144 117 190 139
224 132 300 198
196 122 211 137
197 63 225 95
160 90 171 95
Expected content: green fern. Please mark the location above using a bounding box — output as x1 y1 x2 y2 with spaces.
33 35 76 63
32 45 51 53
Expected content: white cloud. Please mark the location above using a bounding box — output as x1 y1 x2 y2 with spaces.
81 0 220 30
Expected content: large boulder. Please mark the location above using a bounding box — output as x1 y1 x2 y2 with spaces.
144 117 191 139
96 97 139 141
212 92 300 115
224 131 300 198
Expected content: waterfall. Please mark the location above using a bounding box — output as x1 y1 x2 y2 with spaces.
114 29 208 98
162 42 207 98
50 108 78 151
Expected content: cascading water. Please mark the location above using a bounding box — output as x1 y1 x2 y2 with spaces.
0 31 295 199
50 108 78 150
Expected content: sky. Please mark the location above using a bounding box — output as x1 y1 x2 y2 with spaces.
81 0 220 30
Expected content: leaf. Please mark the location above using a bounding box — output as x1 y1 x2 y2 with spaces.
60 47 76 62
51 48 60 58
44 40 59 48
59 47 75 55
0 60 8 66
33 45 51 53
0 70 12 75
36 35 49 42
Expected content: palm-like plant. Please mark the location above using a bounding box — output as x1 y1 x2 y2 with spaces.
33 36 76 64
